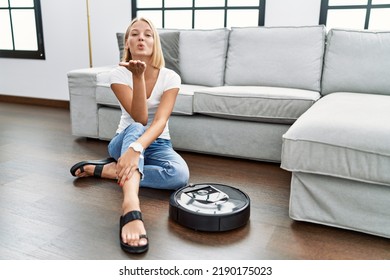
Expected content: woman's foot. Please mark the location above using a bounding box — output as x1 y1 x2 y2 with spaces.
120 209 148 253
121 204 148 248
70 158 117 179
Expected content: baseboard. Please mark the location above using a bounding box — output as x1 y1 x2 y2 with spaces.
0 94 69 109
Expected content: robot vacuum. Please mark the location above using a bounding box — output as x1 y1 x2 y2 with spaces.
169 183 250 232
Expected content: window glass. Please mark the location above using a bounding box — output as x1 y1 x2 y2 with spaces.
371 0 390 3
12 9 38 50
165 0 192 8
0 0 9 7
195 0 225 7
137 11 163 28
321 0 390 30
0 0 44 59
328 0 368 5
0 10 13 49
369 8 390 30
194 10 224 29
10 0 34 7
137 0 162 8
326 9 366 29
227 10 259 28
134 0 265 29
165 10 193 29
228 0 260 6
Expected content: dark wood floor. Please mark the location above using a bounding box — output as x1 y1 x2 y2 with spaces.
0 102 389 260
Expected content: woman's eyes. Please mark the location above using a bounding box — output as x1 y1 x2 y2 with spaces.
130 33 153 37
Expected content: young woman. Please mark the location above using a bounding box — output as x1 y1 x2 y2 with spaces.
70 17 189 254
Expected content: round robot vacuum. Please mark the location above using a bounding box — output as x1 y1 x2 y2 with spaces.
169 183 250 232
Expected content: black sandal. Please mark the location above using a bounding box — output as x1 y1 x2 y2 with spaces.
120 210 149 254
70 157 116 177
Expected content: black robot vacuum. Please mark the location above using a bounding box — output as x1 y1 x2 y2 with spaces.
169 183 250 232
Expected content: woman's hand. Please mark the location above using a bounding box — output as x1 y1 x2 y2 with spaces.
116 148 141 187
119 60 146 78
117 60 148 124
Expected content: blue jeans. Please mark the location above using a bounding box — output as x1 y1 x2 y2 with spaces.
107 123 190 190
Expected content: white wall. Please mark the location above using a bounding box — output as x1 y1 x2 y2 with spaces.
266 0 321 26
89 0 132 67
0 0 321 101
0 0 131 101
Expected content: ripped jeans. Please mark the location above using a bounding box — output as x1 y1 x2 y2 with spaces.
107 122 189 190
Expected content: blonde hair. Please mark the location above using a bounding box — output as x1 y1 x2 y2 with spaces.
122 17 165 69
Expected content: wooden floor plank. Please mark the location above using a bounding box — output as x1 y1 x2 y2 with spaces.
0 102 389 260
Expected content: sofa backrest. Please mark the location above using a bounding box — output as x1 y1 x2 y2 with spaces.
118 30 181 76
179 28 230 87
117 28 229 87
321 29 390 96
225 26 326 92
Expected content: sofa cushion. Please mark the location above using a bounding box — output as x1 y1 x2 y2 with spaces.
225 26 326 92
179 28 229 87
95 82 196 116
159 31 180 76
193 86 320 124
172 84 210 115
116 32 125 61
96 85 119 107
281 92 390 186
95 67 203 115
98 106 121 140
321 29 390 96
96 69 119 107
116 31 181 75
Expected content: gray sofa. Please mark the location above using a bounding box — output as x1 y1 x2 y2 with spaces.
68 26 390 238
281 28 390 239
68 25 325 162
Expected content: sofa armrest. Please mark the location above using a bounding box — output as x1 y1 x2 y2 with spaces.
67 66 114 138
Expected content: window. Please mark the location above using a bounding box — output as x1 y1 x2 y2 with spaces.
0 0 45 59
131 0 266 29
319 0 390 30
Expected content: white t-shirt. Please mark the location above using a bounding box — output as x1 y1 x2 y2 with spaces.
110 66 181 139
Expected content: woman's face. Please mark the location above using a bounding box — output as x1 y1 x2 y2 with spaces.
126 20 154 59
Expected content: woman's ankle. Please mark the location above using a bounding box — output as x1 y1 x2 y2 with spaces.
102 162 118 179
122 198 140 214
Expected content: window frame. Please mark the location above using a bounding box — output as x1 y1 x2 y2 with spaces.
131 0 266 28
0 0 45 59
319 0 390 29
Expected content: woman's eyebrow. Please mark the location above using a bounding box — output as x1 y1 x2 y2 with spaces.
131 28 152 32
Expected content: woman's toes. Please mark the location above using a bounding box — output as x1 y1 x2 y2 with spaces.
77 165 94 177
139 237 147 246
122 228 147 247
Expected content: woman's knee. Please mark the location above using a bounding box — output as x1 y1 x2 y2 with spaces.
125 122 146 136
169 162 190 190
